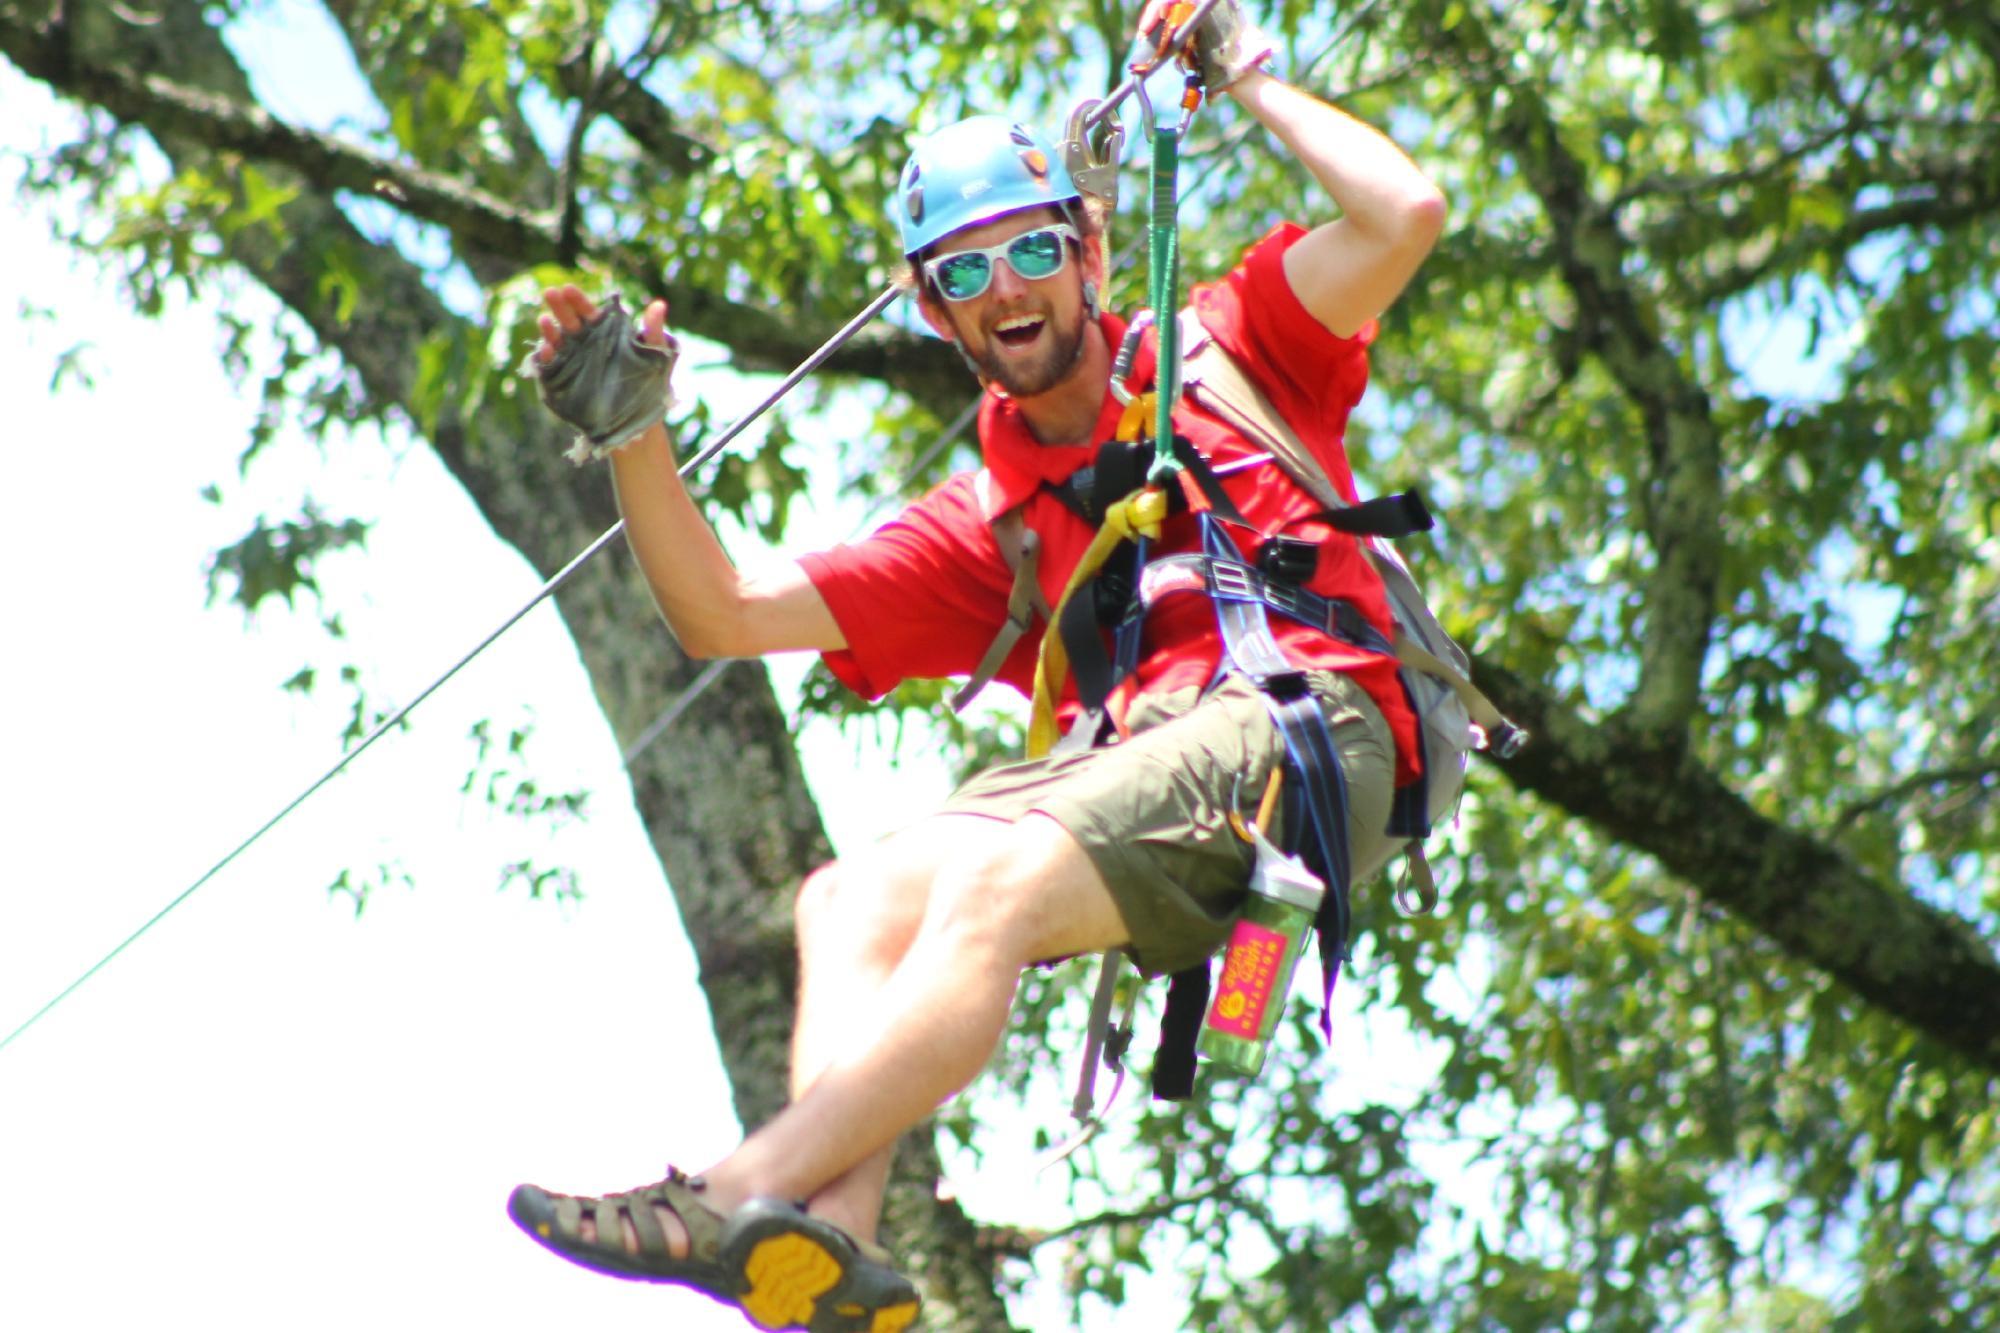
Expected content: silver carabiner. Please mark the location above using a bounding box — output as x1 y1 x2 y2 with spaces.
1062 97 1125 217
1132 71 1157 139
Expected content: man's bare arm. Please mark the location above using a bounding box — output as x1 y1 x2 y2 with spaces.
537 285 846 658
1226 70 1447 338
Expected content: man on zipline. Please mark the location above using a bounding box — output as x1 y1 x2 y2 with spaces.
509 2 1445 1328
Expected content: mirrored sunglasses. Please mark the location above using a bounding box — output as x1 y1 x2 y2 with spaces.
922 224 1078 302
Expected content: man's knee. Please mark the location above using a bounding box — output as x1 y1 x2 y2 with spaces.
793 850 930 970
794 861 843 938
926 815 1126 964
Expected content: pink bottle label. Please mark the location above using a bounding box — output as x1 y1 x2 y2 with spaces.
1205 918 1289 1040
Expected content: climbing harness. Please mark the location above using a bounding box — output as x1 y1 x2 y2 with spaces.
942 13 1528 1132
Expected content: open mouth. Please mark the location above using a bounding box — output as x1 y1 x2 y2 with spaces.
991 314 1046 349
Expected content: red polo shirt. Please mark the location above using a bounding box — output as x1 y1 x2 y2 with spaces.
798 223 1421 786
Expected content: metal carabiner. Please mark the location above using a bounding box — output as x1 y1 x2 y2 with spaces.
1062 96 1125 217
1132 70 1157 140
1108 310 1154 407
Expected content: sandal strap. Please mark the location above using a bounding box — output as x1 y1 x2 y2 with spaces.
623 1188 671 1258
547 1168 729 1262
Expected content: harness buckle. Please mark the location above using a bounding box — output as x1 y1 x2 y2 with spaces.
1263 578 1319 626
1206 557 1259 602
1256 535 1319 583
1258 669 1311 699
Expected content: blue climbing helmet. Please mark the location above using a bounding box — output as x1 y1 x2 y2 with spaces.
894 114 1082 257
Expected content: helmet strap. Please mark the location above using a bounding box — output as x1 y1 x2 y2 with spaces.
1083 279 1101 322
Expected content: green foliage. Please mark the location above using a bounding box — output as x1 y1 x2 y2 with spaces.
326 859 415 917
203 503 371 615
462 716 591 905
463 716 592 825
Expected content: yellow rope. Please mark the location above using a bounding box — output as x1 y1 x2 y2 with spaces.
1115 391 1155 443
1026 486 1171 756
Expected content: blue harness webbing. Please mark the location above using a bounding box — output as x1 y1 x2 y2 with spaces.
1196 514 1356 1032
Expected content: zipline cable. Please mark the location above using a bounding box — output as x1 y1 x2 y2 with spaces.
1 285 899 1056
1 0 1259 1055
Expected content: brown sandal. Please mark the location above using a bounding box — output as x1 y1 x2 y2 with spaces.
508 1171 921 1330
506 1167 734 1297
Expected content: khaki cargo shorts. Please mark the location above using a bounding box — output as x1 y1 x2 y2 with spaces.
939 670 1398 977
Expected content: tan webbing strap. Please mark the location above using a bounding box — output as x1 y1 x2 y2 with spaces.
1180 311 1522 756
953 508 1052 712
1177 311 1345 513
1391 630 1515 752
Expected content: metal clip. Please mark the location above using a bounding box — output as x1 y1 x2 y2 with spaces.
1061 97 1124 217
1108 310 1153 407
1178 73 1204 134
1132 71 1157 139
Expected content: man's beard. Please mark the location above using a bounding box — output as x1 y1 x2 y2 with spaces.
966 312 1087 398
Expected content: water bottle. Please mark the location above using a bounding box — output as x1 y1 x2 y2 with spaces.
1196 824 1324 1077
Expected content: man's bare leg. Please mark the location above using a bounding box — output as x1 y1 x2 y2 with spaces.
783 818 976 1243
566 811 1123 1256
696 811 1128 1215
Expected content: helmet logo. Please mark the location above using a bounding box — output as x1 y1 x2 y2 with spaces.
1020 148 1049 179
903 162 924 223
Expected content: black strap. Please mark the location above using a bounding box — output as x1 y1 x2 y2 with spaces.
1269 690 1354 1035
1151 964 1211 1100
1043 437 1154 527
1167 436 1251 528
1059 584 1120 713
1316 489 1433 539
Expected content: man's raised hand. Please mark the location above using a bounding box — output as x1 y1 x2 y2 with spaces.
1136 0 1276 92
523 285 679 464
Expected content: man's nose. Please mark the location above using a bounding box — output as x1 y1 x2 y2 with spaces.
988 256 1029 301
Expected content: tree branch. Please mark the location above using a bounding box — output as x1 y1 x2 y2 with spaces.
1430 12 1725 747
0 4 968 413
550 28 716 180
1026 1177 1240 1251
1835 762 2000 831
0 9 558 255
1471 654 2000 1074
1676 153 2000 306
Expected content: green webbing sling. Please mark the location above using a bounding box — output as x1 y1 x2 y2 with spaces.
1147 119 1183 475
